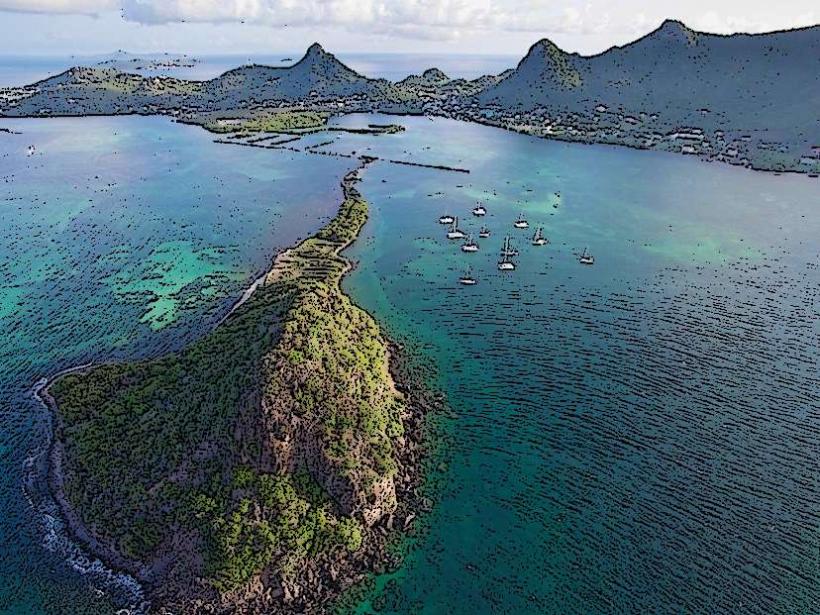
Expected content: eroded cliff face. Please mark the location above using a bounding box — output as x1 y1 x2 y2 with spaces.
47 161 422 613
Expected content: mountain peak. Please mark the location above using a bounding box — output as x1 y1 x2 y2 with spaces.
652 19 698 45
289 41 367 84
296 42 349 72
660 19 689 31
516 38 570 71
528 38 564 56
304 42 328 59
422 68 449 83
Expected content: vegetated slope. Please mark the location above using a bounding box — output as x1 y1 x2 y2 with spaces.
1 43 395 116
48 162 409 612
1 66 205 115
202 43 395 108
3 21 818 171
480 20 820 136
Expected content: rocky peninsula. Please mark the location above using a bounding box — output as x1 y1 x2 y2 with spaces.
43 158 428 613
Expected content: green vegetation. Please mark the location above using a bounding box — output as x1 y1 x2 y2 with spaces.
50 164 404 597
202 111 328 134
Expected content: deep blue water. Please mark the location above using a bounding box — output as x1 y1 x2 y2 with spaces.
0 112 817 614
338 115 819 614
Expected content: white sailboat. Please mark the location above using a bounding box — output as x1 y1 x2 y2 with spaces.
579 247 595 265
472 203 487 216
446 217 466 240
461 235 479 253
498 236 516 271
439 214 455 224
531 227 548 246
478 226 491 238
513 213 529 229
499 239 518 257
459 267 477 285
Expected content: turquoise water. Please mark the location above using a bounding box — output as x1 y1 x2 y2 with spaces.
0 116 352 613
0 113 817 614
337 115 820 614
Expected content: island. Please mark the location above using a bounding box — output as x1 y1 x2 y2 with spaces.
2 21 820 174
42 159 426 613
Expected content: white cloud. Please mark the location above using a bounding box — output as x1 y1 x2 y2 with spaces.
0 0 816 44
691 9 818 34
0 0 115 13
0 0 614 39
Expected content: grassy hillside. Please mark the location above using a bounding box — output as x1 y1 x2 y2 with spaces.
49 161 408 611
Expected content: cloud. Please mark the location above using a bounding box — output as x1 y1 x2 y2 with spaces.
691 9 818 34
0 0 115 14
0 0 612 40
0 0 816 44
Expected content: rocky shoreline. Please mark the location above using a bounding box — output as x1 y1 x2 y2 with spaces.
41 160 435 614
41 370 152 582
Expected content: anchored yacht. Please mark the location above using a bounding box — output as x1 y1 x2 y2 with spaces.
459 267 477 285
498 236 516 271
532 227 548 246
478 226 491 238
439 214 455 224
461 235 479 253
579 247 595 265
446 217 466 240
472 203 487 216
513 213 529 229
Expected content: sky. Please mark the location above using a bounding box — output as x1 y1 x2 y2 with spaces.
0 0 817 57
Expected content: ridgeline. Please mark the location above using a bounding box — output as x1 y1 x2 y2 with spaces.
2 21 820 174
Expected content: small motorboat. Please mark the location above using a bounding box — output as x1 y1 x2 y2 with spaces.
513 213 529 229
579 247 594 265
532 227 548 246
446 217 466 240
472 203 487 216
461 235 479 253
478 226 491 238
439 214 455 224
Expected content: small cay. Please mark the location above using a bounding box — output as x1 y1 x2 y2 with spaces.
44 157 426 614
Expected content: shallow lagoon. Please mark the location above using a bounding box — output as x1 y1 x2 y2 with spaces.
0 113 817 614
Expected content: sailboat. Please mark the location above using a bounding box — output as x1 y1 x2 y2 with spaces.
498 236 516 271
579 247 595 265
446 217 466 240
438 213 455 224
459 267 477 285
478 226 491 238
472 203 487 216
513 213 529 229
531 227 548 246
499 239 518 257
461 235 479 252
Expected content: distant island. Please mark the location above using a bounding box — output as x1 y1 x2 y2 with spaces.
42 160 427 613
2 20 820 174
95 50 200 71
